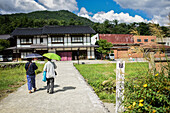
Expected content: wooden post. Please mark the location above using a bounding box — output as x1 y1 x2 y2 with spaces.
149 52 155 75
116 60 125 113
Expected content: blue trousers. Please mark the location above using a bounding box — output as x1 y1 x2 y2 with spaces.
27 75 36 90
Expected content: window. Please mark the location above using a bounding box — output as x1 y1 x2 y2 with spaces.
21 52 32 58
137 39 141 42
52 37 63 43
144 39 148 42
40 38 43 43
21 38 32 44
72 37 83 43
151 39 154 42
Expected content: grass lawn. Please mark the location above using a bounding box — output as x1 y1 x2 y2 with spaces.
0 63 44 100
74 62 148 103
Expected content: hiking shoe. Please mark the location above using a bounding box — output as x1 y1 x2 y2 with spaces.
29 91 32 94
47 90 49 93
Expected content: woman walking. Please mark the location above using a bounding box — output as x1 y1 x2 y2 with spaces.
43 58 57 94
25 58 38 93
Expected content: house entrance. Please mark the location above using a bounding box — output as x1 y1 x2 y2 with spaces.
57 52 72 61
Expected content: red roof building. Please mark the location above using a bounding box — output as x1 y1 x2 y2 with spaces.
99 34 134 44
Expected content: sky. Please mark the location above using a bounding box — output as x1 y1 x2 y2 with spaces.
0 0 169 26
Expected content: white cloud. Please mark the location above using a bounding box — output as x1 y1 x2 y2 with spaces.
0 0 78 14
78 8 149 24
113 0 170 26
78 7 92 15
38 0 78 11
0 0 46 13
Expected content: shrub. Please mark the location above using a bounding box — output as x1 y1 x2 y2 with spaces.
124 63 170 112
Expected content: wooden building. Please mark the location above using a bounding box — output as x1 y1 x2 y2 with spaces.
7 26 97 61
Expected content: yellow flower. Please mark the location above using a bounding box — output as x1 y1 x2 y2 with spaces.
133 102 136 106
157 90 160 93
143 84 147 87
134 86 136 88
155 73 158 76
152 110 156 113
139 102 143 107
139 99 144 103
128 105 132 109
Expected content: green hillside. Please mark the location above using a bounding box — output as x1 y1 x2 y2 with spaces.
0 10 94 34
7 10 94 25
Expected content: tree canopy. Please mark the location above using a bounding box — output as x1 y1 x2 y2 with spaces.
96 39 113 57
0 39 10 52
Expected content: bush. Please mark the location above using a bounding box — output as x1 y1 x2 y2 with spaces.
124 64 170 112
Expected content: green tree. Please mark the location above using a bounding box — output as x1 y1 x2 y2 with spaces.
96 39 113 59
0 39 10 52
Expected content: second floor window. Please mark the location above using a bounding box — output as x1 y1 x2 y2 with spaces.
21 38 32 44
137 39 141 42
151 39 154 42
52 37 63 43
144 39 148 42
72 37 83 43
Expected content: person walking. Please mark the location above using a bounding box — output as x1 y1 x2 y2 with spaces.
25 58 38 93
43 58 57 94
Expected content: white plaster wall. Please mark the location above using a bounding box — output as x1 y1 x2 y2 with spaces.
91 47 95 59
91 34 99 45
87 37 90 45
20 45 31 47
51 44 64 46
43 38 47 45
48 37 51 46
17 38 20 47
68 37 71 45
37 38 40 44
64 37 67 46
71 43 84 46
83 37 86 45
87 47 91 59
33 38 36 44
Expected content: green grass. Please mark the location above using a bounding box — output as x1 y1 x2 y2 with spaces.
74 62 149 103
0 63 44 100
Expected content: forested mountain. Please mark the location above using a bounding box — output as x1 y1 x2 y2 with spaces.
0 10 169 37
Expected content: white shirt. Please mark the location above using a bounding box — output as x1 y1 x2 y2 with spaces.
43 61 57 78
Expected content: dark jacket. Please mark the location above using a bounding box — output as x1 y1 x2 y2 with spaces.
25 62 38 76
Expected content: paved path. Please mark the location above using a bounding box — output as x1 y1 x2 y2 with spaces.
0 61 108 113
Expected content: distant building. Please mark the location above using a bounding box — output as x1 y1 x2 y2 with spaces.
7 26 97 61
156 37 170 46
99 34 169 59
0 34 11 40
99 34 136 59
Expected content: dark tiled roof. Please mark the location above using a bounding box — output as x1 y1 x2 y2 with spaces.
11 28 42 36
11 26 96 36
42 26 96 34
99 34 134 44
0 34 11 39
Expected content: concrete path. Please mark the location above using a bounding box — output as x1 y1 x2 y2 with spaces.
0 61 109 113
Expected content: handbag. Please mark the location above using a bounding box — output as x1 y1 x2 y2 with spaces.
42 71 46 82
